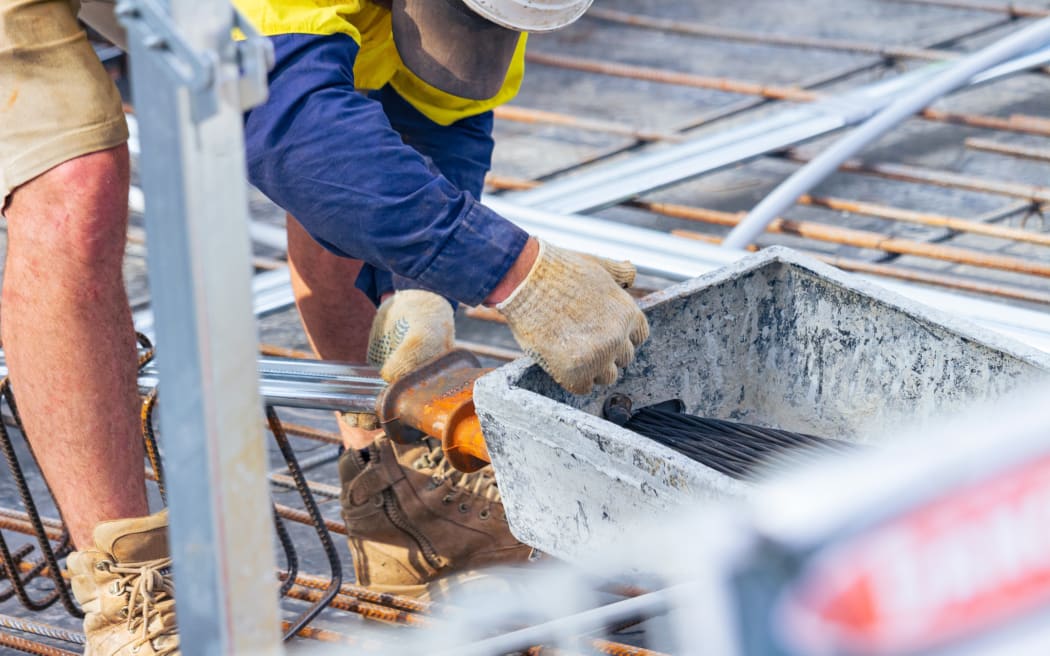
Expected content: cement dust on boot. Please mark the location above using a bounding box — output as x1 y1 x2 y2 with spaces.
339 435 534 600
66 511 179 656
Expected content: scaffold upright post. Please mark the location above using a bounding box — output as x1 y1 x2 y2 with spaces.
118 0 282 652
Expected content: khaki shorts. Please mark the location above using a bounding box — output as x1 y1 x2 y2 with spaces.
0 0 128 204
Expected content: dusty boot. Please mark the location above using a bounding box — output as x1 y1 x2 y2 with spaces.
66 511 179 655
339 435 533 599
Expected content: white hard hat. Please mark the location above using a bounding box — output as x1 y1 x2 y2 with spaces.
462 0 595 33
391 0 593 100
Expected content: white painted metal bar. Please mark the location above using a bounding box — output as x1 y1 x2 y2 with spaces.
118 0 282 651
724 17 1050 249
191 198 1050 355
485 198 1050 354
504 45 1050 215
140 357 384 411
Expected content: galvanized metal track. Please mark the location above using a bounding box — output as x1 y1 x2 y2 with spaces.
502 46 1050 215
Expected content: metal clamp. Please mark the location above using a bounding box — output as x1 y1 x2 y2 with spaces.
116 0 273 122
227 10 274 112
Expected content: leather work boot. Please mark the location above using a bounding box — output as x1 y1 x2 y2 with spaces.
66 511 179 656
339 435 534 599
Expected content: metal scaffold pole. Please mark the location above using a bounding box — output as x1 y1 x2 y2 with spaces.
118 0 282 652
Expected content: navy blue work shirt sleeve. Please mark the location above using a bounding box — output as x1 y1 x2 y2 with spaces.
243 33 528 307
359 85 497 306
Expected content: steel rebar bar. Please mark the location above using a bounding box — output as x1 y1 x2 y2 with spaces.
489 173 1050 250
524 53 1050 140
666 230 1050 304
0 518 63 543
965 136 1050 161
486 174 1050 305
260 344 315 359
0 631 79 656
0 615 83 646
587 7 955 62
274 504 347 536
885 0 1050 18
285 584 430 627
785 150 1050 203
797 194 1050 246
643 201 1050 277
506 47 1050 215
274 422 343 446
810 255 1050 304
524 51 819 103
724 14 1050 248
520 13 1011 187
279 570 433 614
919 108 1050 137
269 474 341 499
280 620 358 644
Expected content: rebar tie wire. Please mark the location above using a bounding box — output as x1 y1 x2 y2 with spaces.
265 405 344 639
138 333 166 505
137 336 344 640
0 350 675 651
0 378 81 617
0 336 347 640
0 543 40 604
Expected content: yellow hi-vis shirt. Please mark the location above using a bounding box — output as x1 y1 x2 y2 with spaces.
232 0 527 126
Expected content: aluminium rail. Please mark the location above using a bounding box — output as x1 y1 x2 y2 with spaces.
126 39 1050 362
502 44 1050 215
149 199 1050 357
484 198 1050 355
724 16 1050 249
0 354 384 413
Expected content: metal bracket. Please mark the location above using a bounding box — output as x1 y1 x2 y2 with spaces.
116 0 273 122
227 10 274 112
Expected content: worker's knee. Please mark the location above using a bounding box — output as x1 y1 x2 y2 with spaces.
41 146 130 216
6 146 130 265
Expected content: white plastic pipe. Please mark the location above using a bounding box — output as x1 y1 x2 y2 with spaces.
723 16 1050 250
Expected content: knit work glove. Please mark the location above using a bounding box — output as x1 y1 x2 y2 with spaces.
580 254 636 289
496 241 649 395
367 290 455 383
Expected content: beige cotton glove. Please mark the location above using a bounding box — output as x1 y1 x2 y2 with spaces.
496 241 650 395
367 289 455 383
580 253 636 289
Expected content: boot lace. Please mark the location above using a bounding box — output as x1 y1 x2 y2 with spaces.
109 558 178 655
417 441 501 504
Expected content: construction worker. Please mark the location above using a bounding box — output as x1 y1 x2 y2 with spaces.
239 0 649 600
0 0 646 654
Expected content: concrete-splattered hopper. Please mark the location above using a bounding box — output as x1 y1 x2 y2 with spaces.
474 247 1050 563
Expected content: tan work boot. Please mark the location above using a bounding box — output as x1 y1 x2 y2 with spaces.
66 511 179 656
339 435 533 599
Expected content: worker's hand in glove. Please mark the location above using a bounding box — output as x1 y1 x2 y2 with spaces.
495 240 649 395
340 290 454 450
367 289 455 383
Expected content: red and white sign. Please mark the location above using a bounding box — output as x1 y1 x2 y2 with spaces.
778 453 1050 654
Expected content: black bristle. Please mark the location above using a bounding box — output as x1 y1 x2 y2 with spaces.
618 402 854 481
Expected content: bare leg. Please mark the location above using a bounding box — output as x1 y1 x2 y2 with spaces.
1 146 145 548
286 214 380 449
